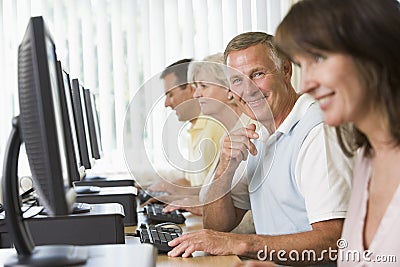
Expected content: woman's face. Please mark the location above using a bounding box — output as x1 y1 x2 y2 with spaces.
192 70 231 117
294 50 371 127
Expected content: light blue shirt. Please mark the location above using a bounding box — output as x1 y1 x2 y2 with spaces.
231 94 352 236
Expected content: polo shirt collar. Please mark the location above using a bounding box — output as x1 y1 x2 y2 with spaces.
276 93 316 136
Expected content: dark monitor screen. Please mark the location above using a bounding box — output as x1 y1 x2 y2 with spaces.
62 70 83 171
71 78 93 169
55 61 82 184
18 16 75 215
84 89 103 160
91 93 103 158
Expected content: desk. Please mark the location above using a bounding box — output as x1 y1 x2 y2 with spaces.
0 244 157 267
125 212 241 266
0 210 241 266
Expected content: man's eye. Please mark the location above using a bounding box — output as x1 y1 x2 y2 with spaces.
232 78 241 85
252 72 264 79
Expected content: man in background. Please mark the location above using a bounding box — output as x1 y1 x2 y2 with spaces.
147 59 225 194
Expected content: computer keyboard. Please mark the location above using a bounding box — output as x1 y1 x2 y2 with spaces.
138 190 168 204
137 223 182 253
144 203 186 224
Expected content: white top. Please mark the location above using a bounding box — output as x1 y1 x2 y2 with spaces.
232 94 353 225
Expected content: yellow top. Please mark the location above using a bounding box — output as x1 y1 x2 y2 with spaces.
185 115 226 186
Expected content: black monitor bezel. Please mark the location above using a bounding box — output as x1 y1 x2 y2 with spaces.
55 61 81 184
91 93 103 158
83 89 102 160
71 78 92 170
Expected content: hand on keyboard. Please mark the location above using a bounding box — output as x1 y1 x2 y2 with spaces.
137 223 182 253
162 196 203 216
144 203 186 224
138 190 169 204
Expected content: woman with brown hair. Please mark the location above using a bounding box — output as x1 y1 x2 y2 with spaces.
274 0 400 266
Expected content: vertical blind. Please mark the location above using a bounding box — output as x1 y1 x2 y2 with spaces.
0 0 299 198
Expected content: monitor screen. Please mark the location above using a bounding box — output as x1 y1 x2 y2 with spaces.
84 89 103 160
56 61 82 184
62 70 83 170
71 78 93 169
18 16 75 215
91 93 103 158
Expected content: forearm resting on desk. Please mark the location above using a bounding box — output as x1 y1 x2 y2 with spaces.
168 218 343 265
202 171 246 232
232 219 343 265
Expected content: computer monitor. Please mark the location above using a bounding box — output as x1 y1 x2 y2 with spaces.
2 16 87 266
84 89 103 160
91 93 103 158
71 78 93 170
55 60 81 184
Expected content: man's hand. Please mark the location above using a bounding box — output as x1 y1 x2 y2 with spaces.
216 124 259 178
162 196 203 216
167 229 241 258
147 180 176 194
147 178 191 195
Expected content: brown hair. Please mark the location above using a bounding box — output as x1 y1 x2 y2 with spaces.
160 58 193 88
275 0 400 157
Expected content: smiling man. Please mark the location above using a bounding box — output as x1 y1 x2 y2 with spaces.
167 32 354 266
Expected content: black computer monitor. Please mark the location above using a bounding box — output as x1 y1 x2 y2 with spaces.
91 93 103 158
55 61 81 184
84 89 103 160
71 78 93 169
2 16 87 266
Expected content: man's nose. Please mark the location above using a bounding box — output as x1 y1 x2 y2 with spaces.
244 79 262 98
164 97 171 108
193 87 201 98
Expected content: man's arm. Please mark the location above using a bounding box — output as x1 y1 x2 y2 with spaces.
202 124 258 231
147 178 195 195
203 177 248 231
168 218 343 265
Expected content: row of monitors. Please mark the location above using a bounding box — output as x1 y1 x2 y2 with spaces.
2 16 107 265
58 61 103 184
17 16 102 216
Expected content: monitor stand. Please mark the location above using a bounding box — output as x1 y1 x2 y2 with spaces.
74 173 135 187
39 202 92 215
76 186 138 226
84 175 107 181
1 116 88 266
4 246 88 267
74 185 101 194
0 244 157 267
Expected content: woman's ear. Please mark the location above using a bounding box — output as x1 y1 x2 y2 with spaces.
227 90 234 100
